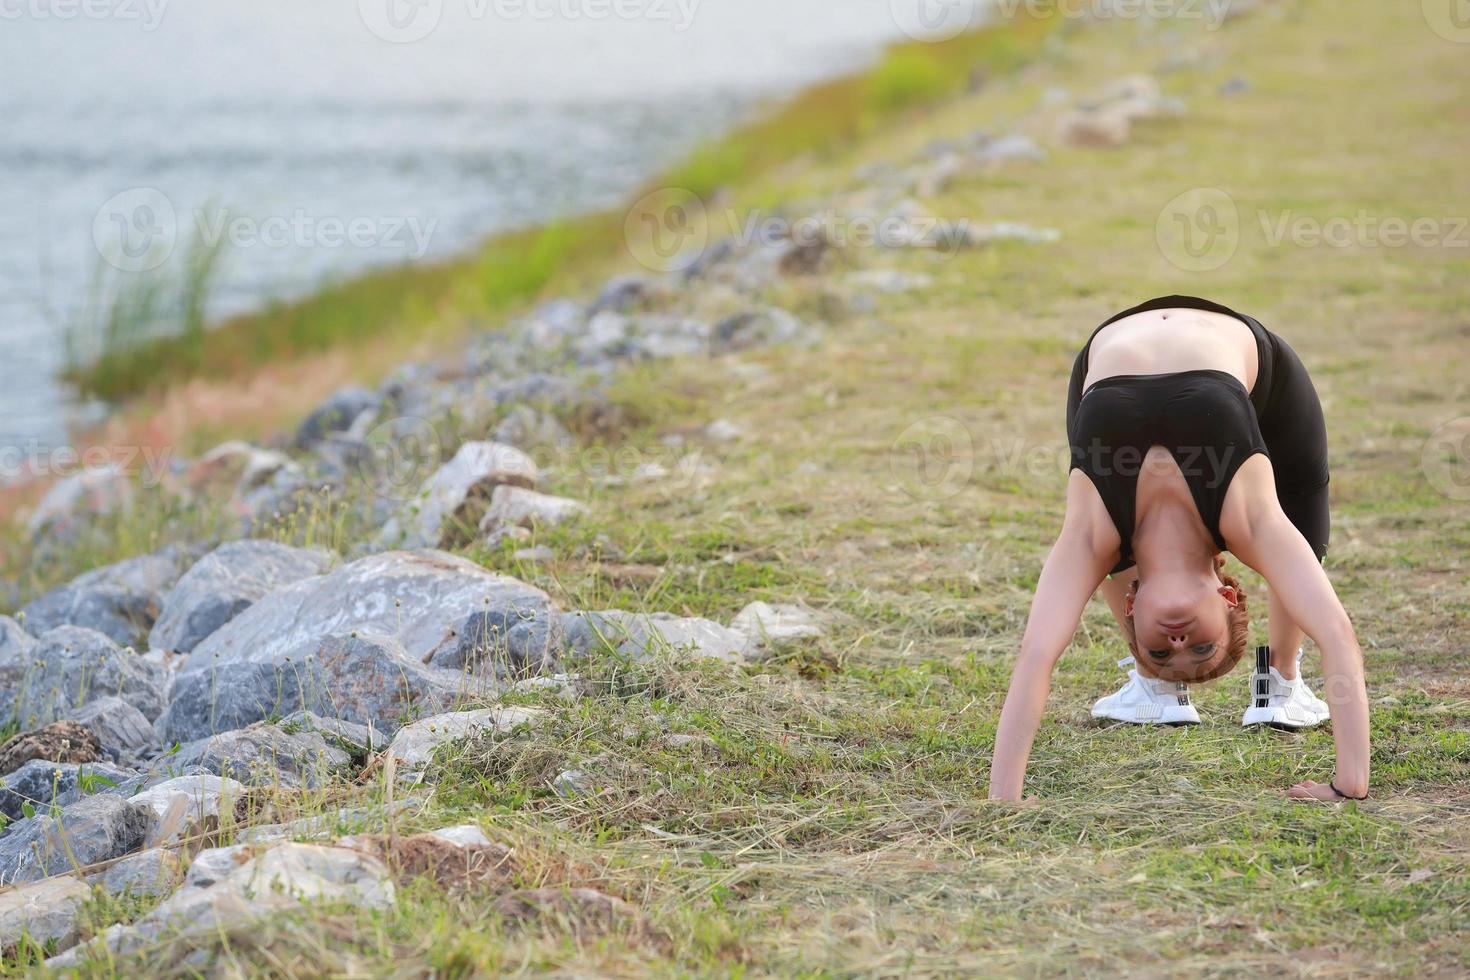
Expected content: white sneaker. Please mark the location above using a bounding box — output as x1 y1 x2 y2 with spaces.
1091 659 1200 725
1241 646 1331 729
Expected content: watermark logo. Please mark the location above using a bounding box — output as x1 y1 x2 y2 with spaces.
624 187 709 274
356 416 444 501
1422 417 1470 500
890 416 975 501
1156 187 1239 272
93 187 177 273
1422 0 1470 42
358 0 443 43
890 0 985 42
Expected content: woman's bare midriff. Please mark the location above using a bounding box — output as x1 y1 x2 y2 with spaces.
1082 308 1259 394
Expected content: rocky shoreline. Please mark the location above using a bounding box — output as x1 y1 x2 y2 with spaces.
0 58 1206 967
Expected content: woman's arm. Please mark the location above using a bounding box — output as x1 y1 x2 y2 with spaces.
1225 459 1370 800
989 473 1115 801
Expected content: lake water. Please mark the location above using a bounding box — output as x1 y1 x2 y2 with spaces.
0 0 918 462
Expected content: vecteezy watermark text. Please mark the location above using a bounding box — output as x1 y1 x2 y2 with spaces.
992 0 1231 29
623 188 974 273
1 442 175 488
1156 187 1469 271
93 188 437 272
357 0 700 43
0 0 168 30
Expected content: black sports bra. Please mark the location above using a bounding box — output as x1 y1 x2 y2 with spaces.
1069 368 1269 567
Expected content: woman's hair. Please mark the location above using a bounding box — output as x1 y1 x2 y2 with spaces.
1122 556 1250 683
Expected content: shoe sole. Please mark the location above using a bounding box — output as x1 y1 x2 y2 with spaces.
1092 709 1201 726
1241 706 1330 729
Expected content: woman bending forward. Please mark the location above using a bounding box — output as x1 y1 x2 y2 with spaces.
988 296 1369 803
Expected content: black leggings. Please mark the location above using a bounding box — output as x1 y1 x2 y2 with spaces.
1066 297 1331 572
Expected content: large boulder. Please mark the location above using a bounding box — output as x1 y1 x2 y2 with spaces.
159 632 488 744
20 546 190 649
177 550 551 675
380 443 539 549
0 793 154 884
149 540 334 655
10 626 169 727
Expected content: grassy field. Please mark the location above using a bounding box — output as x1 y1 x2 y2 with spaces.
16 0 1470 975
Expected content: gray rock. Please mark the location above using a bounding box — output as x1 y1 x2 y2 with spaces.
973 132 1047 165
0 617 35 721
510 674 584 701
388 706 547 769
26 463 134 539
1219 75 1251 96
845 269 935 294
577 312 712 362
0 875 93 953
279 711 384 755
128 775 248 844
551 768 592 798
0 759 135 821
294 385 382 448
479 485 586 535
166 722 353 788
185 440 297 503
90 847 185 898
731 601 824 653
11 626 169 727
562 610 756 665
588 274 665 316
65 696 158 763
514 298 587 350
176 549 551 678
160 630 489 744
51 842 395 968
236 798 425 846
380 442 539 548
0 793 154 884
712 307 808 354
428 607 563 681
20 547 190 649
149 540 335 655
493 405 575 451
